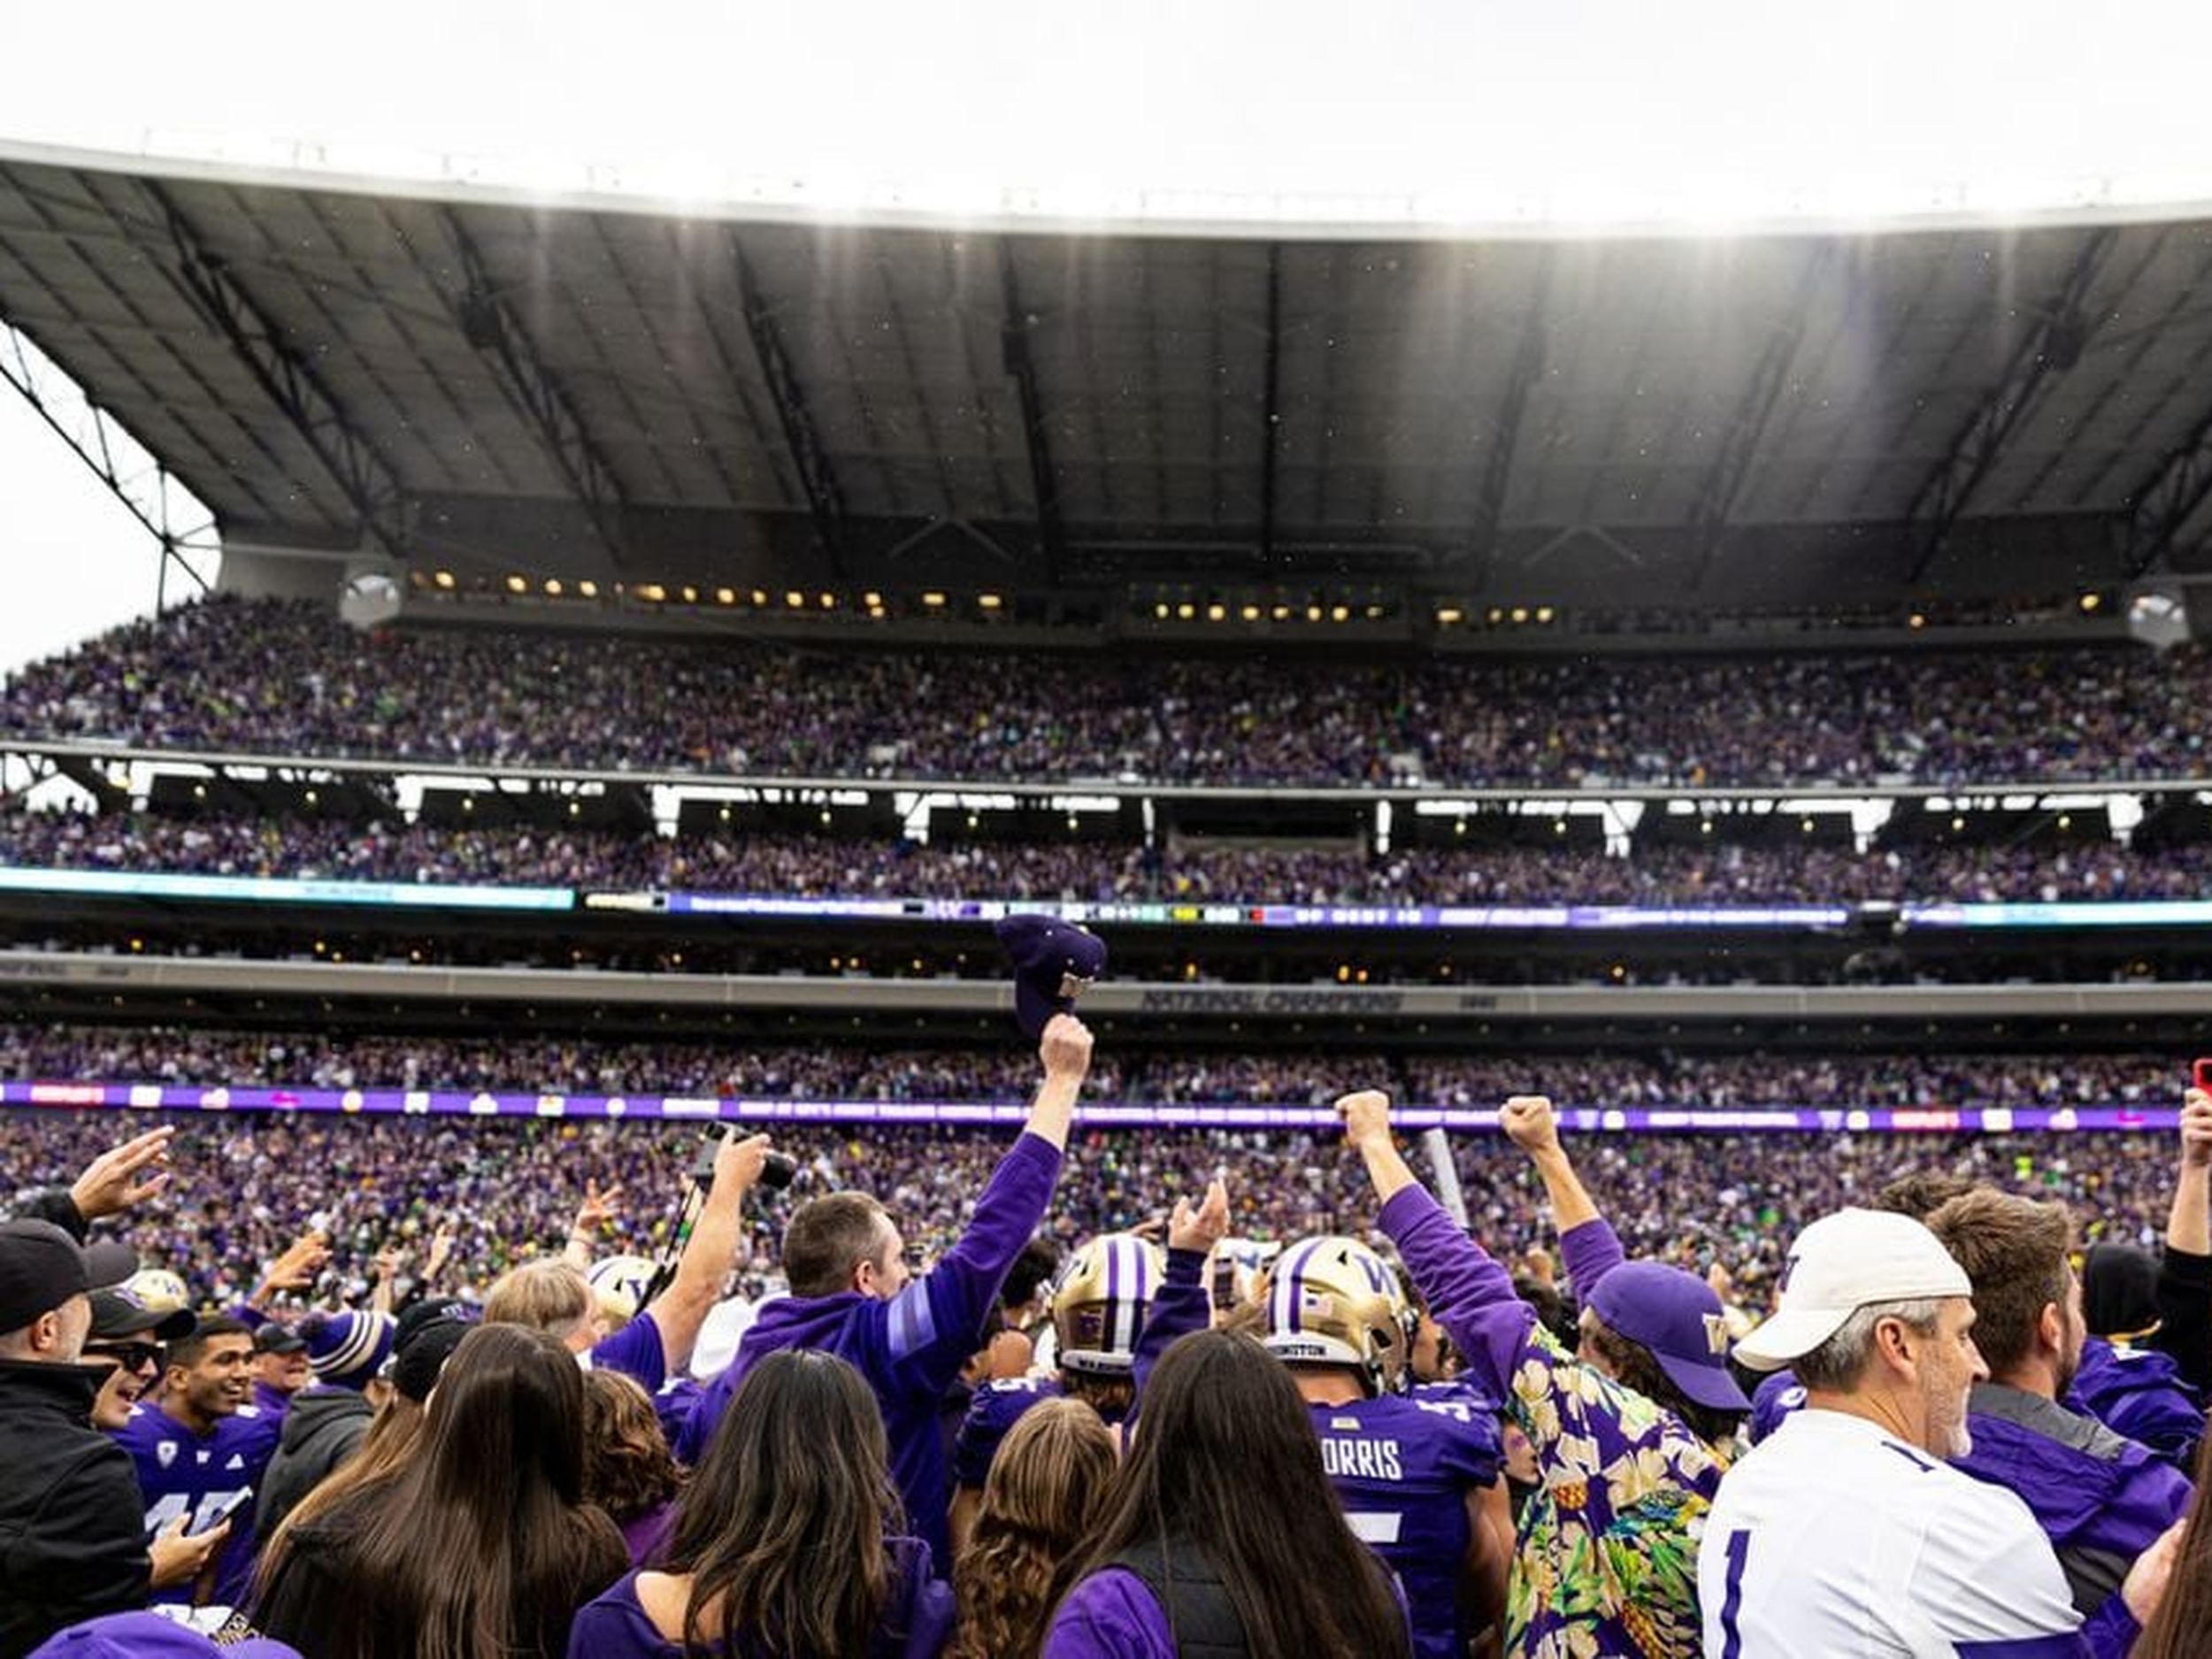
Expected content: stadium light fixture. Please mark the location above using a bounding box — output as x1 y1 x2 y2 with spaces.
1510 607 1529 624
1177 603 1195 620
864 591 883 608
1155 603 1171 620
1909 612 1926 629
750 589 768 607
635 582 666 602
922 591 947 609
578 580 598 598
1535 606 1555 624
1273 605 1291 621
504 574 527 595
2079 592 2102 612
785 590 805 608
978 593 1004 611
715 587 736 605
543 578 563 596
680 586 700 603
1240 604 1261 622
1206 603 1226 622
433 570 456 590
1330 605 1350 622
1435 607 1464 625
818 592 836 609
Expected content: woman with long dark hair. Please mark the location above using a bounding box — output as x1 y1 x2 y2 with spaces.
951 1396 1118 1659
1042 1328 1409 1659
253 1323 626 1659
567 1348 955 1658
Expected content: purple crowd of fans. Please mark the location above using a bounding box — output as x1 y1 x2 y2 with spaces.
0 1021 2176 1109
8 803 2212 904
6 594 2209 787
0 1108 2178 1313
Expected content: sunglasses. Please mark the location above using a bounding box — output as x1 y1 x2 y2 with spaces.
83 1340 163 1373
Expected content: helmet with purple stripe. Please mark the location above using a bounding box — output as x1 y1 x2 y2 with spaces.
1260 1235 1412 1394
1053 1233 1163 1375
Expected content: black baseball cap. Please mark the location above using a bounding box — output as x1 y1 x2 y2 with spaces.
0 1220 137 1333
88 1287 195 1345
252 1322 308 1356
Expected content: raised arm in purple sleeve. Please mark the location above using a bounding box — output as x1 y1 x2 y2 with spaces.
1559 1217 1629 1302
1130 1246 1209 1410
1378 1182 1533 1403
887 1133 1064 1379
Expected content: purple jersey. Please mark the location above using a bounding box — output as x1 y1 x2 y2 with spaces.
111 1400 280 1610
954 1375 1065 1490
1310 1385 1501 1659
587 1311 667 1394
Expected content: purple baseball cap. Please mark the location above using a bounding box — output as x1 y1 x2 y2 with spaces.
29 1610 301 1658
994 915 1108 1040
1586 1261 1752 1413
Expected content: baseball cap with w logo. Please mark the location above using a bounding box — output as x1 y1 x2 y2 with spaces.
1586 1260 1751 1412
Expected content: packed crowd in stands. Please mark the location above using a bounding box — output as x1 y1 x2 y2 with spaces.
5 594 2209 787
10 801 2212 904
0 1106 2180 1323
0 1021 2177 1109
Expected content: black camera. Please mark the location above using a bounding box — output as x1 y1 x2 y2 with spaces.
690 1139 797 1192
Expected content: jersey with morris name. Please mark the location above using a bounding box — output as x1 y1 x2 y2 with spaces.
111 1401 281 1611
1309 1383 1502 1659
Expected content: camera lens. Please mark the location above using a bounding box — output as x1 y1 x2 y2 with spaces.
757 1150 798 1189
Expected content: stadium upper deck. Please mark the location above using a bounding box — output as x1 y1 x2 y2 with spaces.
7 142 2212 638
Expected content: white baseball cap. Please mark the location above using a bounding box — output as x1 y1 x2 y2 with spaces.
1734 1208 1973 1372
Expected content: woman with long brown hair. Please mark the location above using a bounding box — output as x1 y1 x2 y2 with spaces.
252 1323 626 1659
1042 1328 1409 1659
566 1348 955 1658
582 1367 686 1567
951 1396 1118 1659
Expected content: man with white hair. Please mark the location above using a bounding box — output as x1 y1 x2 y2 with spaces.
1701 1207 2178 1658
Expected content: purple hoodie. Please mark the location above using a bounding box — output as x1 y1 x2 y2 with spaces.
674 1132 1063 1564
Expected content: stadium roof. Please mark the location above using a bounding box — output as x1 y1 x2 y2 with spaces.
5 141 2212 614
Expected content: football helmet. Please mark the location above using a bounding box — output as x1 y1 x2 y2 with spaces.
1209 1237 1281 1318
1260 1235 1412 1394
123 1267 189 1316
1052 1233 1163 1376
587 1254 659 1330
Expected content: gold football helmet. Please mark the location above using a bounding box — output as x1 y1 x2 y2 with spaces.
1052 1233 1163 1376
1259 1235 1412 1394
123 1266 189 1316
587 1254 660 1331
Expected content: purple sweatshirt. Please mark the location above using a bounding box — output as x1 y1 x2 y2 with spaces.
1041 1569 1179 1659
674 1132 1063 1564
567 1538 954 1659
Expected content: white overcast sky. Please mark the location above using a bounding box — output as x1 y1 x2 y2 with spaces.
2 0 2209 672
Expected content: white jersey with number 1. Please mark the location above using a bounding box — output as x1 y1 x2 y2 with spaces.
1699 1407 2094 1658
